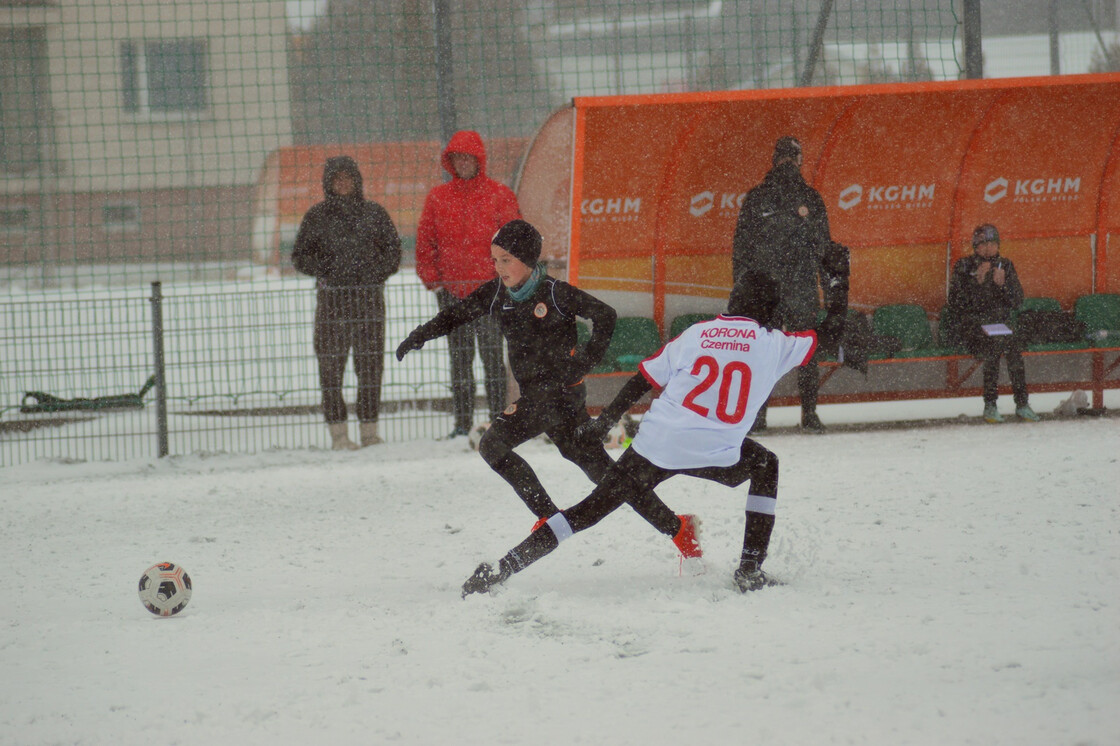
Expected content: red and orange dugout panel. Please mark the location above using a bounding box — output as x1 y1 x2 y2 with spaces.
515 74 1120 331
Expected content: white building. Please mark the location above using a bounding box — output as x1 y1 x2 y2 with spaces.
0 1 292 270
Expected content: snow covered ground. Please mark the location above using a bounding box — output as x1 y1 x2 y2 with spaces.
1 395 1118 745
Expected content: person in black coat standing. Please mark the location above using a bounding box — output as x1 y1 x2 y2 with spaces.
732 136 837 433
946 224 1039 423
293 156 402 449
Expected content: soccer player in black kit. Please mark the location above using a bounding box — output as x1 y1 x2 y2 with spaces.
396 220 701 557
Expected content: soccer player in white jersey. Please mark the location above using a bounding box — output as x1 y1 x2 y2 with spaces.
462 270 839 595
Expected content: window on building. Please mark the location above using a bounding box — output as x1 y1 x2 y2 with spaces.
101 202 140 233
121 39 209 116
0 28 51 175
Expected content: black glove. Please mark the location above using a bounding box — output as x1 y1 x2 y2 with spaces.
816 311 845 357
575 414 616 443
564 350 594 386
395 330 426 361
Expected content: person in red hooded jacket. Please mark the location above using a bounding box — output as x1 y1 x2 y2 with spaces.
415 130 522 437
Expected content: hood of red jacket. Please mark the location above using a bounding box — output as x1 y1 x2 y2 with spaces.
441 130 488 180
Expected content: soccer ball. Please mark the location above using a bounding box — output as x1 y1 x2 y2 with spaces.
137 562 192 617
467 421 491 451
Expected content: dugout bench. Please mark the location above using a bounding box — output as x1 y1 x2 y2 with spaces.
582 295 1120 413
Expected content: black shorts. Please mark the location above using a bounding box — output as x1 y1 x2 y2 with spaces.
487 383 593 449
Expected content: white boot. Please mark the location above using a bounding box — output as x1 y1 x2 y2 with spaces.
328 422 359 451
359 421 383 447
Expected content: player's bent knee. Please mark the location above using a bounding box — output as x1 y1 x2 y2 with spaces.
477 430 512 467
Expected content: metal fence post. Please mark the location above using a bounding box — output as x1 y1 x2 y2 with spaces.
1048 0 1061 75
800 0 835 87
433 0 458 145
963 0 983 79
149 281 169 457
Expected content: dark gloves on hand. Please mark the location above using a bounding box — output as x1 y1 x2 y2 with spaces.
575 414 616 443
816 312 845 357
564 351 594 386
395 330 426 361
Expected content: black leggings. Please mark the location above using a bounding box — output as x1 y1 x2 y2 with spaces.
477 384 681 535
564 437 779 534
961 326 1029 406
314 286 386 424
478 384 622 519
497 436 782 579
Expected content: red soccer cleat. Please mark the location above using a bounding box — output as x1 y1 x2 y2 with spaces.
531 516 549 532
672 514 703 559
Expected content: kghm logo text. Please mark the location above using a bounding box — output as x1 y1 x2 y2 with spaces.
838 183 935 211
983 177 1081 205
689 190 746 218
581 196 642 223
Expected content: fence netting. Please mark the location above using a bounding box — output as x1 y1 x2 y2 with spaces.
2 1 1118 464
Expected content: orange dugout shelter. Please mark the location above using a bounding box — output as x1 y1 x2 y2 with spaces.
514 74 1120 332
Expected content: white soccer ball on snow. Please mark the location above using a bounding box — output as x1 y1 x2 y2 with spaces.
467 422 491 451
138 562 192 617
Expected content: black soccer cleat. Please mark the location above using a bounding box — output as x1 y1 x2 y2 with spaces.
461 561 511 598
733 561 777 593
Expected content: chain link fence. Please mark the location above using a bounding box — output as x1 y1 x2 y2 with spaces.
3 0 1118 464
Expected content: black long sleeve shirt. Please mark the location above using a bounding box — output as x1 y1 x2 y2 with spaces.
413 275 617 394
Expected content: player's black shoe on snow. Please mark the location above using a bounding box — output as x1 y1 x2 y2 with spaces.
733 561 774 592
800 411 825 433
461 560 511 598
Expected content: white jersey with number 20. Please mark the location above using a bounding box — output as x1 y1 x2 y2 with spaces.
632 315 817 469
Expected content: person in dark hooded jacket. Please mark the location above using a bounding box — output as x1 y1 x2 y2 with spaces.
732 135 839 433
415 130 522 437
293 155 402 450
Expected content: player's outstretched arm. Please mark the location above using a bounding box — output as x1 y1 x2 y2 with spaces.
576 373 652 441
395 328 427 360
396 285 492 360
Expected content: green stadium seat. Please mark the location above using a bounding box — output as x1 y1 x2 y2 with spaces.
605 317 662 372
1012 296 1062 323
1075 293 1120 347
872 304 950 358
668 313 716 340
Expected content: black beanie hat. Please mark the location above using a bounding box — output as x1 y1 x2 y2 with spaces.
972 223 999 248
492 219 542 266
772 136 802 165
